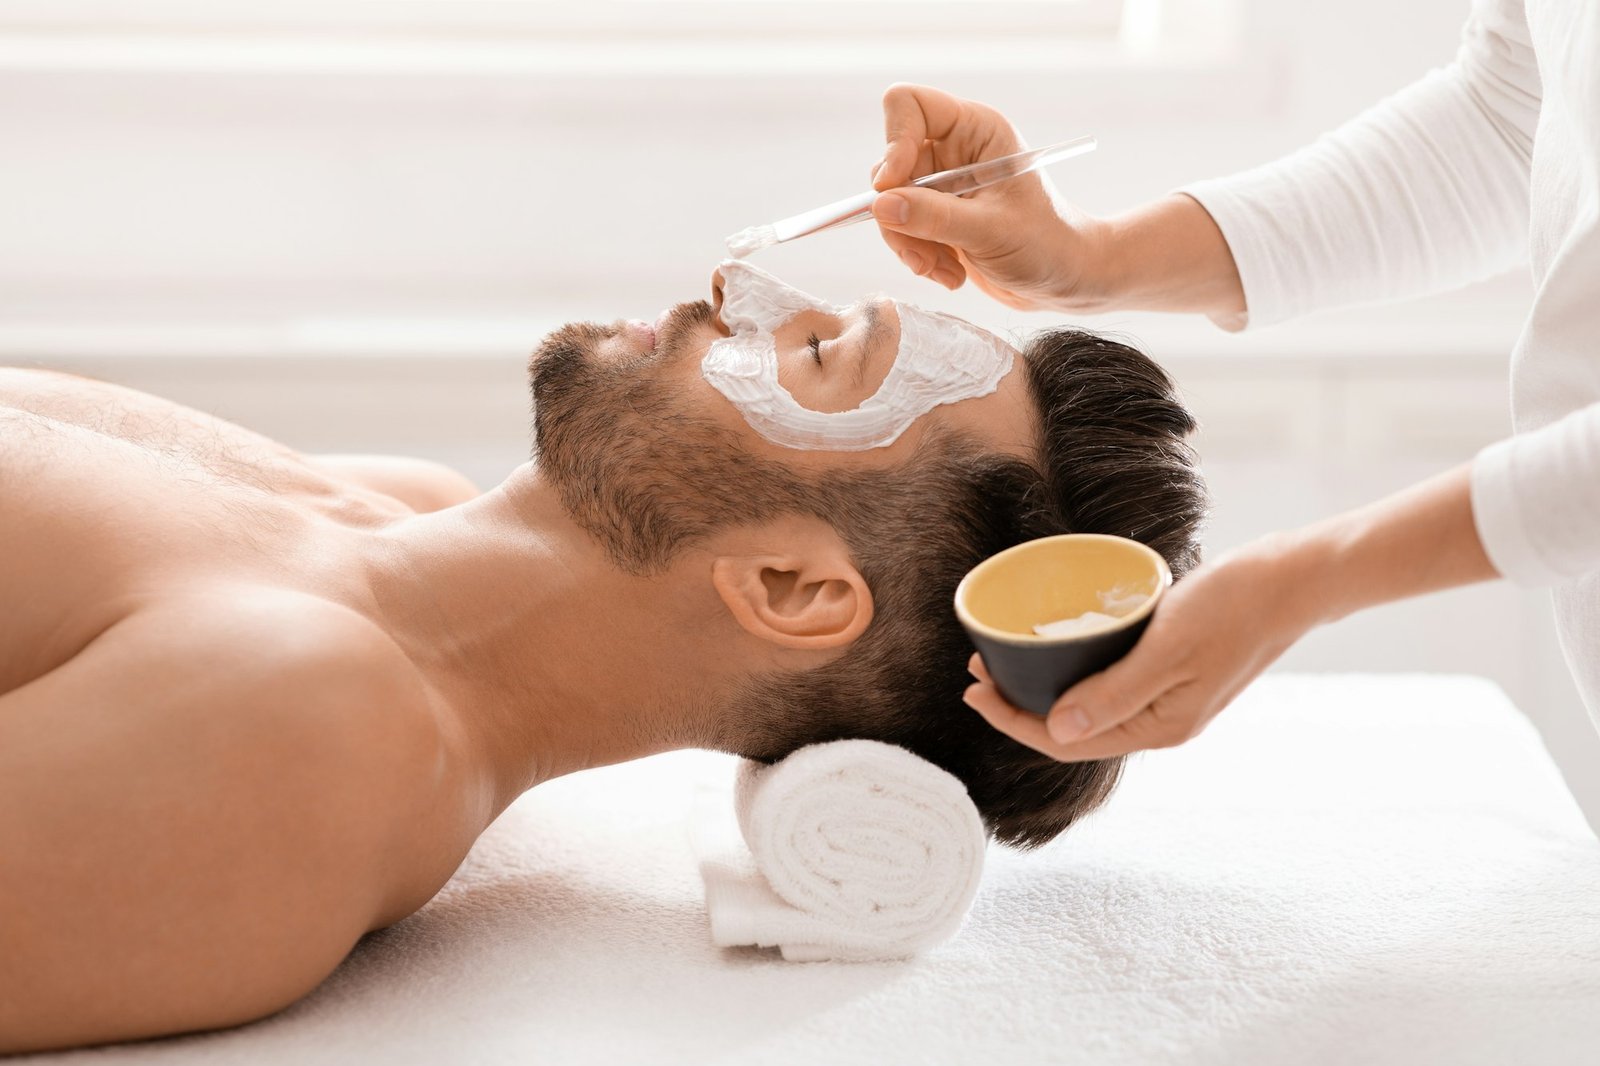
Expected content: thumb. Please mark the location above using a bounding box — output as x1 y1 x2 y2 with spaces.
1046 639 1173 745
871 186 996 253
873 135 920 191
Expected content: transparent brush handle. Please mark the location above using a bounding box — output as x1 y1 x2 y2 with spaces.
804 135 1098 238
912 135 1098 197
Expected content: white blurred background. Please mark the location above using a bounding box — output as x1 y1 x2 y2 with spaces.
3 0 1595 810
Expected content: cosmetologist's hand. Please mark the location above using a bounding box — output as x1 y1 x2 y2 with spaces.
962 537 1322 762
870 83 1110 311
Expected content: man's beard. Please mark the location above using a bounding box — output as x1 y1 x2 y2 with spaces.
527 300 817 574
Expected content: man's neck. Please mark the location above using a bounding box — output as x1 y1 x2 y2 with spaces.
361 465 732 818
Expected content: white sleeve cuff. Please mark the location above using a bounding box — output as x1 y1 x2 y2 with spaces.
1174 184 1272 333
1471 405 1600 588
1471 436 1565 586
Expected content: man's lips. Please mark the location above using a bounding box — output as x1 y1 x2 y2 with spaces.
616 300 714 358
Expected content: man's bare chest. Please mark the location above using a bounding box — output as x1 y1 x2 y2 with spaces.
0 368 403 695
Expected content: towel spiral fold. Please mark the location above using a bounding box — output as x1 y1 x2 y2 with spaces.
698 739 987 961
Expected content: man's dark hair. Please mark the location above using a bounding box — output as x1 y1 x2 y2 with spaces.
728 328 1207 847
531 321 1206 848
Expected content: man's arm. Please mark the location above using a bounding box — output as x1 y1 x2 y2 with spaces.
310 454 481 512
0 597 432 1053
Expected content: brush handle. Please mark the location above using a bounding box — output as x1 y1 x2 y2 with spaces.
913 135 1098 197
770 135 1097 244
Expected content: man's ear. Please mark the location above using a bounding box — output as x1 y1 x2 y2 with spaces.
709 519 874 651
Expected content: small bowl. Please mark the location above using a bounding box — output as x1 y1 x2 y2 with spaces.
954 534 1172 716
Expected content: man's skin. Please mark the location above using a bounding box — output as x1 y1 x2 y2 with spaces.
0 271 1036 1052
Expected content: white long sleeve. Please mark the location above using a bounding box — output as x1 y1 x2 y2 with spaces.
1178 0 1600 732
1178 0 1539 330
1473 404 1600 586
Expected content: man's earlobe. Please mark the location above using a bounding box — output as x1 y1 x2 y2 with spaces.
710 554 874 651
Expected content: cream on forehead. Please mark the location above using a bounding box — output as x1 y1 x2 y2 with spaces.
701 259 1016 451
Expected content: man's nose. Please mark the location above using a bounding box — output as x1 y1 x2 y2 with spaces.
705 268 735 337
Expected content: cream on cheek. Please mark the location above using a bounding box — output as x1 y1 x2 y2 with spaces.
700 259 1016 452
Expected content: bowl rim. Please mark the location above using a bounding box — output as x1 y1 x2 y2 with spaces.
952 533 1173 646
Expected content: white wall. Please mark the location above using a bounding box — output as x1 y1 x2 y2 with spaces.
0 0 1473 322
4 0 1595 812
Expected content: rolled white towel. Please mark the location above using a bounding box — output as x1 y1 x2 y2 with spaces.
693 739 987 962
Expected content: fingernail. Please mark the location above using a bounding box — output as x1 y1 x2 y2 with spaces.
875 193 909 225
870 159 884 183
1048 705 1093 744
899 249 928 275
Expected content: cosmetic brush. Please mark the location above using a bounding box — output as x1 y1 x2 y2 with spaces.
725 135 1097 258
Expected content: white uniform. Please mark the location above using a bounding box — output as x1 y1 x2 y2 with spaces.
1181 0 1600 736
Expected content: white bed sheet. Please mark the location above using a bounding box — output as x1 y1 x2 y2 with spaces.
21 674 1600 1065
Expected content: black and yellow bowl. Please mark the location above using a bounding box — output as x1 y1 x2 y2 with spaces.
954 534 1171 716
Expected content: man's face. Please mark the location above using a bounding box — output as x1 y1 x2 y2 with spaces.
538 267 1035 462
527 266 1038 570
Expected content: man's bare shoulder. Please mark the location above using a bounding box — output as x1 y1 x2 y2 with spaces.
194 592 454 811
0 587 446 863
57 589 429 724
0 590 452 1052
143 588 436 724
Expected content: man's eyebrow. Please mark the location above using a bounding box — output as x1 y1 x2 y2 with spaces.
854 301 892 387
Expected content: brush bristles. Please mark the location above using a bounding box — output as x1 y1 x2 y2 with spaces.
725 224 778 259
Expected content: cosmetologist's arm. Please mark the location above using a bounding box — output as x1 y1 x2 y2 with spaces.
963 464 1502 761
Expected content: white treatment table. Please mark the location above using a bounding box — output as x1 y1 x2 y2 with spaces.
19 675 1600 1065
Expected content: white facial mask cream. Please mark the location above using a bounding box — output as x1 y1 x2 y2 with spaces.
700 259 1016 451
